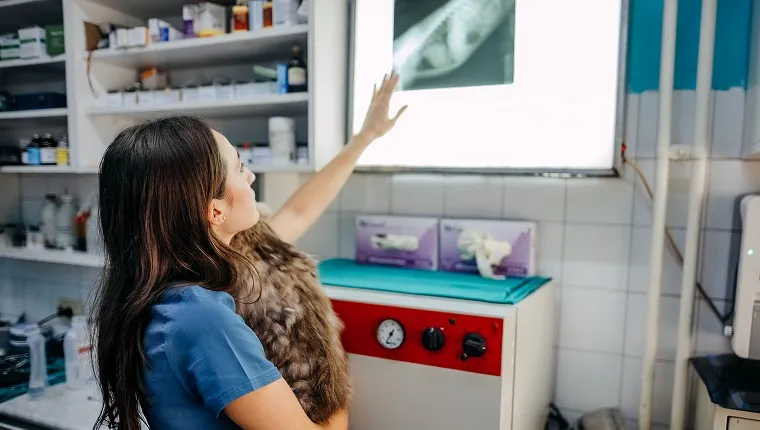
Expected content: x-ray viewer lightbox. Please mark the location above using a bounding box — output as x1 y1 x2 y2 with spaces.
348 0 627 173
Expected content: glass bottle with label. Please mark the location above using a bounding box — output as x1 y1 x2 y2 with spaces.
40 133 57 165
287 45 307 93
27 134 41 166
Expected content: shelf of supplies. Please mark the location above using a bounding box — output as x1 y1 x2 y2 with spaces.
0 54 66 70
87 93 308 119
0 166 98 174
0 247 104 267
89 25 308 69
249 163 314 173
0 0 62 35
0 108 67 120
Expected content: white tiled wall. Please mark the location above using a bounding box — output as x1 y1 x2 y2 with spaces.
0 89 757 428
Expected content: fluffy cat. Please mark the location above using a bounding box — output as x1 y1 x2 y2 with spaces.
230 215 352 424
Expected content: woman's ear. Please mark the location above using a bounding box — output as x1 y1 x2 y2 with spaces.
207 200 226 226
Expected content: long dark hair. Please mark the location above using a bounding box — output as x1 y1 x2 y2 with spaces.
91 116 257 429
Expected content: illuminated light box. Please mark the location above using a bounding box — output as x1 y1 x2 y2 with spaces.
348 0 627 173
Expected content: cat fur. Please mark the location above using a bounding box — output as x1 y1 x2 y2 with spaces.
230 218 352 424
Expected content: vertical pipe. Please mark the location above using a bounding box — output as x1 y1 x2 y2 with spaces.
670 0 717 427
638 0 679 428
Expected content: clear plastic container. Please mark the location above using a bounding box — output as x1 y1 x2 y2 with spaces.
25 324 47 398
55 192 75 250
40 194 57 248
64 316 90 391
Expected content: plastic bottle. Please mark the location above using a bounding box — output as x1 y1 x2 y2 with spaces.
64 316 90 391
55 191 75 250
249 0 264 31
86 204 103 256
26 324 48 398
56 134 69 166
40 194 57 248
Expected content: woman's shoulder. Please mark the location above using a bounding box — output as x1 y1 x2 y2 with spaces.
160 285 235 311
151 285 240 338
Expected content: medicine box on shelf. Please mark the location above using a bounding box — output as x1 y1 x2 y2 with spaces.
18 26 47 60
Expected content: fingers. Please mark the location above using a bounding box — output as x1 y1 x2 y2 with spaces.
390 105 408 124
375 72 399 102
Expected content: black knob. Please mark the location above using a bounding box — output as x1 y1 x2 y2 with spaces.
421 327 445 351
460 332 487 361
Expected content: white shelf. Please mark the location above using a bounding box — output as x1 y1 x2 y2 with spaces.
87 93 308 119
0 108 68 120
89 25 308 69
0 54 66 70
0 247 104 267
0 0 48 7
0 166 98 174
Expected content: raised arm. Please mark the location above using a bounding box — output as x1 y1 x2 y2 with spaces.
268 73 407 243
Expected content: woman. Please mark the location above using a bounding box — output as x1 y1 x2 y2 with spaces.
91 74 407 430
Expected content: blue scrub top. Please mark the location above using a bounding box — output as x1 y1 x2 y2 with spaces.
142 285 281 429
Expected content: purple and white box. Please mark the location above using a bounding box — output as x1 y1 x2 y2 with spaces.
439 218 537 277
355 215 439 271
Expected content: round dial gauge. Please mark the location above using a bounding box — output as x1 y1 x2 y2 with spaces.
376 319 405 349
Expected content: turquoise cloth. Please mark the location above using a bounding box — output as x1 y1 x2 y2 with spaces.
318 259 551 305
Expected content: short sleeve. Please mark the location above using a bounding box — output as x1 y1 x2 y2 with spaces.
164 293 282 416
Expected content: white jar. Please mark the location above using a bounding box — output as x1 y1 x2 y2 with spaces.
55 193 75 250
86 205 103 256
268 117 295 165
40 194 57 248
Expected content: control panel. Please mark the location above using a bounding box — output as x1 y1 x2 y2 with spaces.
331 299 504 376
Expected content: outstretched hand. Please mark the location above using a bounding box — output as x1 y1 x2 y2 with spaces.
358 73 408 141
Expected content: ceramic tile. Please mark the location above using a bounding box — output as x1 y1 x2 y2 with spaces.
623 294 683 360
339 174 391 213
554 349 622 412
711 89 745 159
502 177 566 222
619 358 676 426
296 212 339 259
20 175 46 200
634 91 659 158
338 212 357 259
538 222 564 280
442 175 503 218
558 287 627 353
562 224 630 290
627 226 684 295
624 94 640 157
671 90 697 148
390 174 445 216
566 178 633 225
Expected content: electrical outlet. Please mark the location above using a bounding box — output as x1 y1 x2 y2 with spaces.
58 297 83 316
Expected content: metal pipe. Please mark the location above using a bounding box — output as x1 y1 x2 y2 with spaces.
638 0 679 428
670 0 717 427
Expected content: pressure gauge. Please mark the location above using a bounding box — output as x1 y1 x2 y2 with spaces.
376 319 405 349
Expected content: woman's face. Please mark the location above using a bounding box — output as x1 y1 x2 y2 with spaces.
208 130 259 243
